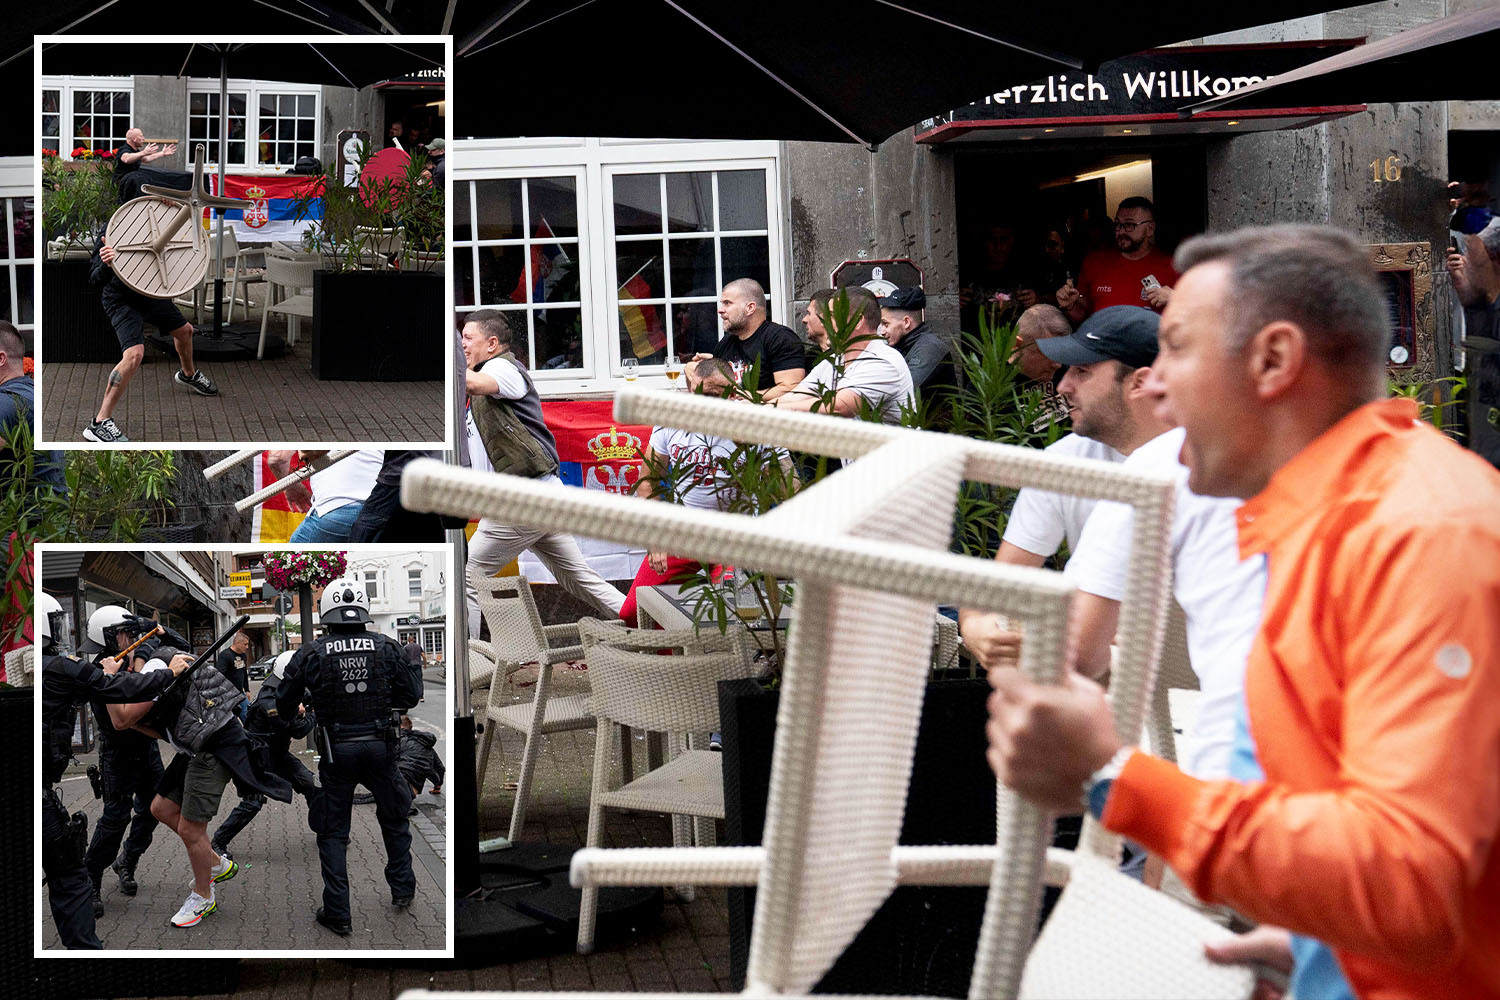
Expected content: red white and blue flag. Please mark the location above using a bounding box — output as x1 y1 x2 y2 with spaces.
205 175 324 243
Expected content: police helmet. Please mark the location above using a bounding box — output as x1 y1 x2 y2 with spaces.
319 578 372 625
37 592 63 646
88 605 137 648
272 649 295 680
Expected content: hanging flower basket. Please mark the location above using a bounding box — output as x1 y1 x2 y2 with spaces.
262 550 347 592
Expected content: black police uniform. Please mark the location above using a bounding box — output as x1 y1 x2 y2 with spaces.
83 644 167 903
211 672 321 854
42 650 172 949
277 625 422 929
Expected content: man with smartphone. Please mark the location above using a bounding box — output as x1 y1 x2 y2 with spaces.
1059 197 1178 321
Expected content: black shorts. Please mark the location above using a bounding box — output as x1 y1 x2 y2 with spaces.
102 284 189 352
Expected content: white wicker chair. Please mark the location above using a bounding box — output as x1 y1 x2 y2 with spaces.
470 569 592 842
574 616 757 954
258 254 316 359
404 389 1252 1000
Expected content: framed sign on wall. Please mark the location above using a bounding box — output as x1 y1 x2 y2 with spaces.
1368 241 1435 385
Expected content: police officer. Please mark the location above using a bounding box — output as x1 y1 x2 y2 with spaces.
210 650 321 859
40 592 186 948
80 605 172 915
276 577 422 935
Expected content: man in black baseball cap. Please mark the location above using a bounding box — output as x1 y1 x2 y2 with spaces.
1036 305 1164 447
878 285 957 413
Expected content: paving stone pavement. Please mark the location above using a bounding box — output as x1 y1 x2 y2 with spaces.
39 300 445 444
135 664 735 997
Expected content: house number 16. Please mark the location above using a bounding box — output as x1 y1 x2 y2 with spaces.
1370 155 1402 183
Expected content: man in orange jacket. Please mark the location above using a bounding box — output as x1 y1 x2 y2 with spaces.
987 224 1500 1000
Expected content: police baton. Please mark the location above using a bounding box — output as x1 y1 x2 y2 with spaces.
147 615 252 727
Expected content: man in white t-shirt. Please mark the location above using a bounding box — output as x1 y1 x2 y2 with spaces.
773 285 913 425
960 306 1167 668
271 449 384 543
461 310 624 638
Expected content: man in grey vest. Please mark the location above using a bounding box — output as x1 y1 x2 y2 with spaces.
459 309 625 637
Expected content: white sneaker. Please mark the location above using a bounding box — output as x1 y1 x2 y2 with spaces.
210 855 238 883
171 890 215 927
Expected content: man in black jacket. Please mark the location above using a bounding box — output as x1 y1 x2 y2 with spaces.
277 578 423 935
40 593 185 948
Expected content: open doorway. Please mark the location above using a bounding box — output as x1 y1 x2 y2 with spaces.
954 143 1206 334
380 88 446 152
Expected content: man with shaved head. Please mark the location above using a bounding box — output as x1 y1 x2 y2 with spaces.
706 278 805 401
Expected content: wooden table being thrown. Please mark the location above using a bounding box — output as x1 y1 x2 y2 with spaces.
104 143 252 300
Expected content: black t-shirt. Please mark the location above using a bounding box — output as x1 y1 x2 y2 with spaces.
216 647 249 693
113 143 141 175
712 320 806 391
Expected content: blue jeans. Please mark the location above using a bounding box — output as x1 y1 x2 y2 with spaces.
291 503 364 542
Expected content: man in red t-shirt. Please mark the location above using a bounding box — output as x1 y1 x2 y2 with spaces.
1060 197 1177 320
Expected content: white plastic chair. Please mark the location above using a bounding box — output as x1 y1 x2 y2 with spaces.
573 616 757 954
470 570 592 842
258 254 316 359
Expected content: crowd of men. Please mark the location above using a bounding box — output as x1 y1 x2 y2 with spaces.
458 210 1500 998
39 576 435 946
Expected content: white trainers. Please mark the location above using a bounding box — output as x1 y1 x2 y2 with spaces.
210 855 238 883
171 890 216 927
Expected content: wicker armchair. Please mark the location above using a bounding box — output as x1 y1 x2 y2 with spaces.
573 616 757 954
470 569 590 841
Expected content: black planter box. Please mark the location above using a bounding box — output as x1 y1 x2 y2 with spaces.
41 258 119 363
5 688 238 996
311 269 444 381
720 675 999 998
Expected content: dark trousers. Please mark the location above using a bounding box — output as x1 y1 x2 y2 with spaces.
42 790 102 949
213 748 320 849
316 738 414 922
348 482 446 543
84 746 164 879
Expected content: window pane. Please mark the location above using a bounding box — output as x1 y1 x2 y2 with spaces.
260 94 276 116
717 170 768 230
535 307 584 370
666 172 713 233
42 90 58 114
527 176 578 240
476 244 526 305
617 241 664 300
277 119 294 141
190 93 207 114
16 264 33 326
668 237 717 298
454 182 473 243
455 249 475 307
276 144 293 165
74 92 91 113
112 91 129 114
613 173 661 236
720 236 771 292
672 300 722 357
230 141 245 163
297 120 313 142
230 94 247 117
535 247 579 305
297 94 313 117
472 178 522 241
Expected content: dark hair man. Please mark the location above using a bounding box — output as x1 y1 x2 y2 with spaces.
878 286 957 401
774 286 914 424
988 225 1500 999
0 321 64 492
461 309 624 637
1059 197 1177 322
705 278 806 400
276 577 423 934
40 594 185 948
86 228 218 442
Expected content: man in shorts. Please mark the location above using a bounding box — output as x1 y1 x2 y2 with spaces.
85 227 218 443
152 750 239 926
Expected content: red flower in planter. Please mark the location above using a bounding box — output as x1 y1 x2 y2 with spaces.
101 150 115 160
41 148 58 158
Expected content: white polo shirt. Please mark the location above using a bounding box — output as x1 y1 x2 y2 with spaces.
1002 433 1125 557
1064 427 1267 780
308 449 383 518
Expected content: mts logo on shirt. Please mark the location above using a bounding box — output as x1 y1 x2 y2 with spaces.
324 637 376 654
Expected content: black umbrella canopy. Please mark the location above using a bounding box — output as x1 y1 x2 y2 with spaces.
39 39 444 91
449 0 1354 146
1182 4 1500 114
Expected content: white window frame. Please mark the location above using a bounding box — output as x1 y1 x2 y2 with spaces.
422 628 444 655
407 568 423 598
362 568 381 603
452 137 786 398
184 79 320 172
40 76 133 156
0 158 34 338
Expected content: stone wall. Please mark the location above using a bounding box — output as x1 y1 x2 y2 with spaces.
172 451 254 541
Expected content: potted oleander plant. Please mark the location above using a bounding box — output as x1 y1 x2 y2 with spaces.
40 148 122 361
291 142 443 381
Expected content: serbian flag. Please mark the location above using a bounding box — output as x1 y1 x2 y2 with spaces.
619 265 666 359
517 400 653 581
206 174 324 243
511 217 569 304
251 452 309 543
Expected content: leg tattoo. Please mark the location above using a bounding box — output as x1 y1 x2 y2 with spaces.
108 369 123 387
